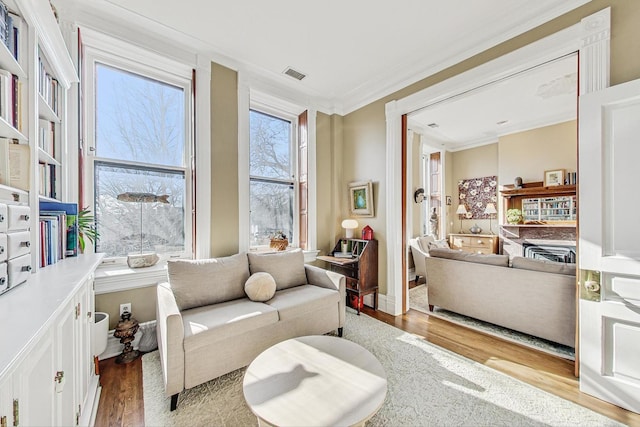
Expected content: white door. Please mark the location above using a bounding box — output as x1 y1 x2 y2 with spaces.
579 79 640 413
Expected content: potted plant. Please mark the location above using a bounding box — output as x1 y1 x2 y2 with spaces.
78 207 100 253
506 208 524 225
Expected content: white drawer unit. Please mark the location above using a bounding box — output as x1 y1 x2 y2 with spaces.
0 204 7 232
7 231 30 260
0 233 6 262
7 254 31 288
0 262 7 292
7 205 31 231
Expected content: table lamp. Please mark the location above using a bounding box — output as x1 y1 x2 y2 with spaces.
455 204 468 233
341 219 359 238
484 203 497 234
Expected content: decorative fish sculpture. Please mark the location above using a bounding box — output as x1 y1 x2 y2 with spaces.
117 192 170 203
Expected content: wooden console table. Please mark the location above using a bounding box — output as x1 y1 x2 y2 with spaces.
317 238 378 314
449 233 499 254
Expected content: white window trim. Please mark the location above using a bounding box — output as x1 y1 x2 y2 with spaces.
76 27 210 277
238 80 318 256
248 103 299 249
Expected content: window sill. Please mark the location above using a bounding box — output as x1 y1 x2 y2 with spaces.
94 262 168 295
94 249 321 294
249 247 320 263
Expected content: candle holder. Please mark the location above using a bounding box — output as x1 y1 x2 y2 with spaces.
114 311 140 364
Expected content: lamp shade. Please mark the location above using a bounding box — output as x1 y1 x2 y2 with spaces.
341 219 359 238
455 204 468 215
484 203 497 215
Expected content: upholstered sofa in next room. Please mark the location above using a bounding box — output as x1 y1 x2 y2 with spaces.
156 249 346 410
426 248 576 347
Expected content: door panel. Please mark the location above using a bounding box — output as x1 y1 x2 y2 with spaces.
579 78 640 414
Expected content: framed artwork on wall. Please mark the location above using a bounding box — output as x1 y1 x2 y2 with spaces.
544 169 565 186
349 181 374 217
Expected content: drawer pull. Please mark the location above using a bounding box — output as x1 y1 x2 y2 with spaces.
21 265 32 272
20 214 29 221
477 240 484 244
0 214 4 222
20 241 30 248
0 246 4 254
0 277 5 285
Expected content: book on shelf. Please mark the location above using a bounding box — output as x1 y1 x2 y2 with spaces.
0 138 29 190
40 201 78 258
38 118 55 156
0 68 21 130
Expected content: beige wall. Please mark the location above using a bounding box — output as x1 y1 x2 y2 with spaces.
450 143 499 235
96 286 157 330
341 0 640 298
499 121 577 186
210 63 239 257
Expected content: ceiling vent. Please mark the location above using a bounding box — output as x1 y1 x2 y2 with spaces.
427 123 439 128
283 67 306 81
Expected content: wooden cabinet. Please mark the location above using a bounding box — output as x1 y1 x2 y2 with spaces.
0 254 103 427
317 239 378 314
449 233 499 254
500 182 577 225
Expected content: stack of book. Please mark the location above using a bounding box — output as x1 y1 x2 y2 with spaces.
39 201 78 267
0 1 24 62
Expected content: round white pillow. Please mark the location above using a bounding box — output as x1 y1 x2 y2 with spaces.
244 272 277 302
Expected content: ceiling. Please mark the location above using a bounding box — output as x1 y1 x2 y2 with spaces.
409 54 578 151
56 0 590 115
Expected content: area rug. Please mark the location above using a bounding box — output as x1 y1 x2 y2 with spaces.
143 311 619 426
409 284 575 360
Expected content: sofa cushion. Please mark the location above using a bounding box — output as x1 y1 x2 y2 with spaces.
511 256 577 276
248 249 307 291
245 272 277 301
429 247 509 267
182 298 278 352
168 253 250 311
417 235 435 252
266 284 340 321
428 239 449 251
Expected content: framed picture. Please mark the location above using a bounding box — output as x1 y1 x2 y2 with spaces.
349 181 374 217
446 196 452 206
544 169 565 187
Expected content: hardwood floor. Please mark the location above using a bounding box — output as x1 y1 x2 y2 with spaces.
95 306 640 427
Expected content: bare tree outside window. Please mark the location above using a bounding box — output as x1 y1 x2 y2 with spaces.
94 64 187 257
249 110 295 246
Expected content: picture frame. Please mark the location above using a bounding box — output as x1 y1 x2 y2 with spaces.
348 181 374 217
446 196 452 206
544 169 565 187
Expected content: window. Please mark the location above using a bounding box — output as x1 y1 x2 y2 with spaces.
249 109 296 247
87 61 192 259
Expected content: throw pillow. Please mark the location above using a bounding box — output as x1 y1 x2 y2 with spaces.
417 235 435 252
428 239 449 251
247 249 307 291
167 253 250 311
511 256 576 276
244 272 277 302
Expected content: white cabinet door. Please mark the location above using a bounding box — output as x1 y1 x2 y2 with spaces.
579 78 640 413
75 279 91 420
0 374 13 427
55 299 78 426
16 330 55 427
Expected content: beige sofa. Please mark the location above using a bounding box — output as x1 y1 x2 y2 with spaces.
426 248 576 347
156 249 346 410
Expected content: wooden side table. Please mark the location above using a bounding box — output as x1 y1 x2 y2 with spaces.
318 238 378 314
448 233 499 254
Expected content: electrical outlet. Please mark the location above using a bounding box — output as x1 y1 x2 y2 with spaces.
120 303 131 316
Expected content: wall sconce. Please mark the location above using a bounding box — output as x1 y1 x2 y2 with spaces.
413 188 425 203
455 204 468 233
341 219 359 238
484 203 497 234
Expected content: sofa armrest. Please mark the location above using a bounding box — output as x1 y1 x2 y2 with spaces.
305 264 346 326
156 282 185 397
409 243 428 279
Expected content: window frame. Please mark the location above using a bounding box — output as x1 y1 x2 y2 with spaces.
82 39 195 265
248 102 299 249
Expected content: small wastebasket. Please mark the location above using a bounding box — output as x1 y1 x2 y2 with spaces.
93 312 109 357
